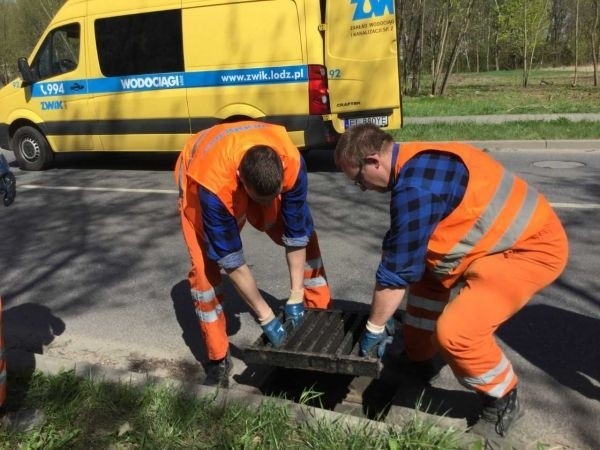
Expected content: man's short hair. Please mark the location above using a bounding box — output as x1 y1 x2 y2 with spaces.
333 124 393 167
239 145 284 196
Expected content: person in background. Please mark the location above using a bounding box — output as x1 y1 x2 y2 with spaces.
333 124 568 439
0 153 17 410
174 121 331 388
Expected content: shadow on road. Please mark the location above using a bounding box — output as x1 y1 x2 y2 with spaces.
303 148 338 173
170 278 253 363
44 148 338 173
498 303 600 402
3 303 65 412
52 152 179 172
170 279 286 367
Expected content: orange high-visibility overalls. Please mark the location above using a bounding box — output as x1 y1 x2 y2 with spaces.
397 142 568 398
174 122 331 361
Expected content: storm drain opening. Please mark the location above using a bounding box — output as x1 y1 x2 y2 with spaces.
533 160 585 169
243 308 382 378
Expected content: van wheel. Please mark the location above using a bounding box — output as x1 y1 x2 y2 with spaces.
12 126 54 171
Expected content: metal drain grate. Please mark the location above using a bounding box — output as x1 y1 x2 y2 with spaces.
243 308 383 378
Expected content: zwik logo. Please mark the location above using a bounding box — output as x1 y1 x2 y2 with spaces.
350 0 394 20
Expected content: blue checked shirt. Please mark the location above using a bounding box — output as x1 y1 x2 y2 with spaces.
376 145 469 288
199 157 313 270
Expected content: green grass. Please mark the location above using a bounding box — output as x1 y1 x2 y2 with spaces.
393 118 600 141
402 67 600 116
0 371 469 450
393 67 600 140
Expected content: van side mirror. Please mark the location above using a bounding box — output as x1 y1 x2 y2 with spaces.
17 57 36 86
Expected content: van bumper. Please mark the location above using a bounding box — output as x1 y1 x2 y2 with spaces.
0 124 9 150
303 117 339 150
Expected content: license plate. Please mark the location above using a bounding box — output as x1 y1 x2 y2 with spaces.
344 115 389 128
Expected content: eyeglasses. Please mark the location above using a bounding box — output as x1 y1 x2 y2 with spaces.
354 161 366 189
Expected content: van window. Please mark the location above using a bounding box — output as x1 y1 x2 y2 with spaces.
31 23 80 81
95 10 184 77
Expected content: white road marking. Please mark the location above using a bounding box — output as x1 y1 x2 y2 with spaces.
550 203 600 209
18 185 600 209
20 184 178 195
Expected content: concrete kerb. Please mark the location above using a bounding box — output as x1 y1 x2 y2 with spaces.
7 349 488 447
404 113 600 125
7 349 388 432
470 139 600 152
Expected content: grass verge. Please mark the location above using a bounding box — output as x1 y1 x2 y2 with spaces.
0 370 471 450
392 119 600 142
403 67 600 116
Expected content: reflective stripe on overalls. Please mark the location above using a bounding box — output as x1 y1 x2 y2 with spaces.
431 170 540 281
191 285 224 323
302 232 330 309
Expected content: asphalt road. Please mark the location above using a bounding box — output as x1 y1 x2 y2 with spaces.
0 146 599 448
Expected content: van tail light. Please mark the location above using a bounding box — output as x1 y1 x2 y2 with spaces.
308 64 330 115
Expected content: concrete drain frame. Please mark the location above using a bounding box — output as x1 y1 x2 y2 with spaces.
244 308 384 378
533 160 585 169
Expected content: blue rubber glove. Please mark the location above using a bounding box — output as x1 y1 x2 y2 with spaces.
359 319 395 358
284 302 305 328
261 316 286 347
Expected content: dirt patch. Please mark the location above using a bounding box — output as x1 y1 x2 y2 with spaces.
127 355 201 381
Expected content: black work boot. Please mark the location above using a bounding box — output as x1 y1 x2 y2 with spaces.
472 388 524 438
203 353 232 388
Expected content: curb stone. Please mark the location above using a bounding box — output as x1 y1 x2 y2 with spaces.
469 139 600 152
7 349 490 448
7 350 564 448
404 113 600 125
6 349 390 432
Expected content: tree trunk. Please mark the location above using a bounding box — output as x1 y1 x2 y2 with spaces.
411 0 425 94
573 0 579 86
440 0 475 95
407 0 425 95
522 0 529 87
486 22 491 72
591 0 599 86
431 6 451 95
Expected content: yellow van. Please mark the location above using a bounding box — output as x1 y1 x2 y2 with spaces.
0 0 402 170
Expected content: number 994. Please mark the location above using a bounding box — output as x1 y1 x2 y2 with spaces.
40 83 65 96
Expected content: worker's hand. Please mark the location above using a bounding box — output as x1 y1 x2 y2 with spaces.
0 155 16 207
359 319 395 358
284 288 305 327
261 316 286 347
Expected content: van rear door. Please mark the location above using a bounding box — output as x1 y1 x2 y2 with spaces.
324 0 402 133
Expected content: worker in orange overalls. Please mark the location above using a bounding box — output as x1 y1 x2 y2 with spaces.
334 125 568 439
0 153 17 409
174 121 331 387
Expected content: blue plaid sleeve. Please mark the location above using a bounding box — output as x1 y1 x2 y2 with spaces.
280 156 314 247
376 152 468 287
199 186 245 270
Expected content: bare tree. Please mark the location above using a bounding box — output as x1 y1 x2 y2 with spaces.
589 0 600 85
439 0 475 95
498 0 551 86
572 0 579 85
398 0 426 95
426 0 475 96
